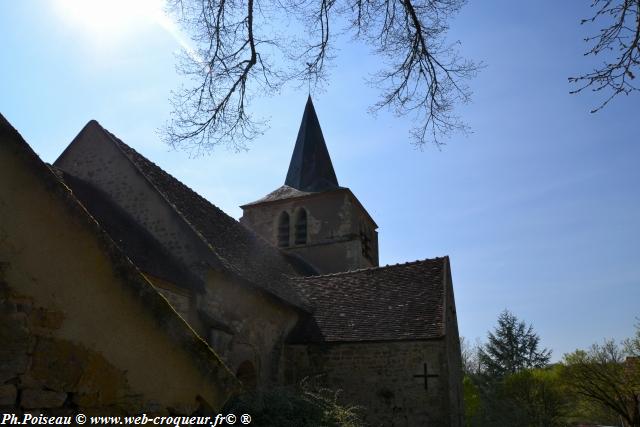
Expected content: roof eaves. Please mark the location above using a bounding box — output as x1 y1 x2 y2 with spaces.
239 186 334 208
287 256 448 342
290 256 447 280
242 186 378 228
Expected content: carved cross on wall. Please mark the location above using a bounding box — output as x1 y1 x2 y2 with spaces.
413 363 439 390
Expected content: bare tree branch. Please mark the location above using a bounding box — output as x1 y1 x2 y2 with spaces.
164 0 269 154
164 0 478 153
570 0 640 113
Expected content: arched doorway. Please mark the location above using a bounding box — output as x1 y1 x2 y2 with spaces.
236 360 257 389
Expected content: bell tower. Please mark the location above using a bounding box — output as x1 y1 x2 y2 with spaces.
240 97 378 274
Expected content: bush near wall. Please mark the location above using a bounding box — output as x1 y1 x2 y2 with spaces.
223 379 363 427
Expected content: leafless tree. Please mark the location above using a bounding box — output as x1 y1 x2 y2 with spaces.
460 336 483 376
570 0 640 112
163 0 478 153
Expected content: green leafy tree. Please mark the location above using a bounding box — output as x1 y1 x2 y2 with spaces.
562 324 640 427
463 375 482 426
464 311 555 427
464 367 568 427
499 366 569 427
479 310 551 378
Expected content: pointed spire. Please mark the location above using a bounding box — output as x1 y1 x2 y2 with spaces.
285 96 339 192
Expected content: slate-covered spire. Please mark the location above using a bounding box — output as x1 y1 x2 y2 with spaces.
285 96 339 192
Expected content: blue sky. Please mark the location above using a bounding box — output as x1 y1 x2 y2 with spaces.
1 1 638 359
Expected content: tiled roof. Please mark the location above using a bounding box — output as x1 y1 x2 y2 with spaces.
53 169 201 291
241 185 314 206
89 122 313 310
288 258 447 343
241 184 351 207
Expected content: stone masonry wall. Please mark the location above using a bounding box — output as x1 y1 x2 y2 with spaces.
54 125 302 392
0 119 238 415
0 274 137 414
200 271 300 387
241 189 378 273
54 124 221 287
0 194 232 414
444 262 465 426
285 340 451 427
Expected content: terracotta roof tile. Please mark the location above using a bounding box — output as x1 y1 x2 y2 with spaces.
288 258 447 342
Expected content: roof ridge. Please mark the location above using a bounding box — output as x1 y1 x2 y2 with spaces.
108 137 304 271
99 126 230 219
86 123 223 219
291 256 447 279
54 168 204 291
85 121 311 310
94 125 236 272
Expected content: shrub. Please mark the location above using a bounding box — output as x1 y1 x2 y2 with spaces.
222 378 364 427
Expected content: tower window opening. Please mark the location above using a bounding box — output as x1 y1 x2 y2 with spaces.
277 212 290 247
361 223 372 260
294 208 307 245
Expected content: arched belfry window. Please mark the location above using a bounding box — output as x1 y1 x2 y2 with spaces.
294 208 307 245
277 212 290 247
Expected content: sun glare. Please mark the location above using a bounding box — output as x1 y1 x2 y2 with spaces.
53 0 198 59
53 0 168 43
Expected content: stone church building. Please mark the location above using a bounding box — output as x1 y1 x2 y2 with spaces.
0 98 464 425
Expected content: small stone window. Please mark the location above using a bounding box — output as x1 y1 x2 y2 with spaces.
360 223 372 260
277 212 290 247
294 208 307 245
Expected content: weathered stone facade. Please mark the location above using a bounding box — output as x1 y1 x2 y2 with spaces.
0 115 238 415
282 257 464 426
241 188 379 274
286 341 450 426
200 271 300 385
54 121 303 387
242 98 464 425
1 96 464 425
